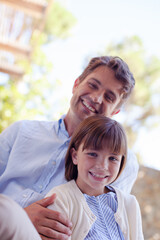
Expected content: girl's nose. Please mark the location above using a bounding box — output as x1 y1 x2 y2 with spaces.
97 158 109 169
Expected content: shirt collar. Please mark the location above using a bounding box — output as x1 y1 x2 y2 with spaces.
56 114 70 138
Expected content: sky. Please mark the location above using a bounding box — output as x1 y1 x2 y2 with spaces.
45 0 160 99
66 0 160 56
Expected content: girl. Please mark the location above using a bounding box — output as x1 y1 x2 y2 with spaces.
46 116 144 240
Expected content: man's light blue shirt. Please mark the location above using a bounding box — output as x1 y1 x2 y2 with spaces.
0 116 69 207
0 115 139 208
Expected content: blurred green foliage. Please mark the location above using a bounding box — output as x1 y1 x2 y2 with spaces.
0 0 76 132
44 1 76 40
103 36 160 149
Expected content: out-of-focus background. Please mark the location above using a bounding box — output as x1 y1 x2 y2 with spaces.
0 0 160 238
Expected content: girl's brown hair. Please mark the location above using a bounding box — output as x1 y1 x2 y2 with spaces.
65 115 127 181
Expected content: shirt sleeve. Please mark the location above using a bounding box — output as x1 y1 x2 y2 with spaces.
0 194 41 240
0 121 20 176
111 149 139 193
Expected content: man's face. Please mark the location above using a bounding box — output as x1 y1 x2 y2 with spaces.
69 66 123 124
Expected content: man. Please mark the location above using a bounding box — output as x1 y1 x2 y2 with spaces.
0 56 138 240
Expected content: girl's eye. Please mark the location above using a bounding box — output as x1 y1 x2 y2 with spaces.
109 156 118 162
87 152 97 157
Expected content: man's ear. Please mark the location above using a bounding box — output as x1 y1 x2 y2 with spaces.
111 109 120 116
72 78 80 93
70 148 78 165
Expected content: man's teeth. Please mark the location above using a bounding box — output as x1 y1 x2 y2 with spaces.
91 172 106 178
83 101 95 113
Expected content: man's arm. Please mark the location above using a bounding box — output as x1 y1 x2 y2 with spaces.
0 122 20 176
111 149 139 193
0 194 41 240
24 194 72 240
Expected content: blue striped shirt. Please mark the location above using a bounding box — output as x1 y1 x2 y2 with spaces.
84 189 124 240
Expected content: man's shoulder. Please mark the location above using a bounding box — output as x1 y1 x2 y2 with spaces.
110 148 139 193
18 119 55 127
14 119 57 133
6 119 54 129
0 119 57 141
127 148 136 160
127 149 139 170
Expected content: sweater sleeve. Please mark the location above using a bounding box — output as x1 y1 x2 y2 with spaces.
47 188 70 218
125 194 144 240
130 196 144 240
46 186 72 240
46 181 96 240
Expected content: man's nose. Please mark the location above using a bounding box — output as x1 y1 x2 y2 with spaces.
90 91 103 104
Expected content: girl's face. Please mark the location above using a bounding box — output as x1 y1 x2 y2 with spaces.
71 143 122 196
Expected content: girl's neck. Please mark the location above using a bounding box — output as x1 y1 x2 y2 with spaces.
76 179 111 196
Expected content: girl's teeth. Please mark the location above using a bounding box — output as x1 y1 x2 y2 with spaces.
91 172 106 178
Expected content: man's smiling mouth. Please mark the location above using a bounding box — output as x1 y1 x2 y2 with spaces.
82 100 97 113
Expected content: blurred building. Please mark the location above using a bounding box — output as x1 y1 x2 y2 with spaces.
0 0 49 78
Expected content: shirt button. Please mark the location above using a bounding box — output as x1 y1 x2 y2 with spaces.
52 161 56 165
91 214 95 219
39 185 43 189
23 194 27 198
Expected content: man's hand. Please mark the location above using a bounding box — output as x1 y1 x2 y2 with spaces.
24 194 72 240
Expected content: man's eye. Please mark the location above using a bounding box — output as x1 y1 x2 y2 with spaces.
105 95 113 102
89 83 98 89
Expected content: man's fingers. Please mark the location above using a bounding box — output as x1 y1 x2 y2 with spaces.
24 197 72 239
44 210 72 229
38 217 72 236
37 194 57 208
40 235 51 240
40 234 69 240
40 226 70 240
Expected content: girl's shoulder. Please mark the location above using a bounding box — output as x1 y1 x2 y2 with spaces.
46 180 81 200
